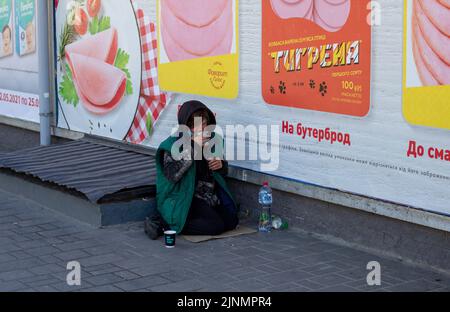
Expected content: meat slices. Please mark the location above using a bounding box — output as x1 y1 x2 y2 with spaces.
415 0 450 65
165 0 228 27
70 53 126 114
313 0 351 30
412 0 450 86
66 28 118 66
269 0 351 32
270 0 313 20
418 0 450 36
412 19 440 86
63 28 126 115
161 0 234 62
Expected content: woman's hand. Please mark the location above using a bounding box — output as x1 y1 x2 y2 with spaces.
208 158 223 171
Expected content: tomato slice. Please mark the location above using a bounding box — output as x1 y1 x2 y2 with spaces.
87 0 101 18
73 8 88 36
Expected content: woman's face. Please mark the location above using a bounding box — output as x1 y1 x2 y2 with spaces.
2 28 11 53
190 117 208 134
189 112 211 142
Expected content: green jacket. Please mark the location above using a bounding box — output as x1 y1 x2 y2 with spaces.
156 136 236 234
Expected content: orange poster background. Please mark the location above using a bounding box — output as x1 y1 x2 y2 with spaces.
262 0 372 117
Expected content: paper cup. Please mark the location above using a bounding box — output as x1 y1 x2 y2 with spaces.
164 230 176 248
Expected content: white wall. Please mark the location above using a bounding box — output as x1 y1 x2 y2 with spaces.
136 1 450 215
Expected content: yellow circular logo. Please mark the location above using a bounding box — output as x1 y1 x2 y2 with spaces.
208 62 228 90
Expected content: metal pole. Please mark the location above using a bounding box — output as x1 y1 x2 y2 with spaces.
38 0 51 146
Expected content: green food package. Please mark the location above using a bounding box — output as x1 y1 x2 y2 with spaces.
0 0 13 58
14 0 35 56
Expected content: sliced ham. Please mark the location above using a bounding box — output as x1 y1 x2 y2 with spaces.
69 53 126 114
418 0 450 36
305 4 314 19
412 23 439 86
165 0 228 27
312 6 344 32
415 0 450 65
323 0 349 4
313 0 351 29
65 28 118 68
161 0 233 61
438 0 450 9
413 12 450 85
269 0 350 32
270 0 314 19
161 16 233 61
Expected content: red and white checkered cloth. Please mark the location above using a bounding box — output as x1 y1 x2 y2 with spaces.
126 4 170 144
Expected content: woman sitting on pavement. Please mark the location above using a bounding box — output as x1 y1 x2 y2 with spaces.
144 100 239 239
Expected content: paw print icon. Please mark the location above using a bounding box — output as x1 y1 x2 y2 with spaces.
279 81 287 94
319 82 328 97
309 80 316 89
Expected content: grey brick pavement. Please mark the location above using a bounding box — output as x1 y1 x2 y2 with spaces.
0 189 449 292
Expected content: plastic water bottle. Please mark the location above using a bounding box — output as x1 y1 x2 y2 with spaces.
258 182 273 232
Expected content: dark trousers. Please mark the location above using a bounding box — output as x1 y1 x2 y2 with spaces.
182 198 238 236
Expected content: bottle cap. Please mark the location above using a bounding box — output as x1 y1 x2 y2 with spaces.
262 181 269 186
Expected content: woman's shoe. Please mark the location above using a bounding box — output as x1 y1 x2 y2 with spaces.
144 217 162 240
